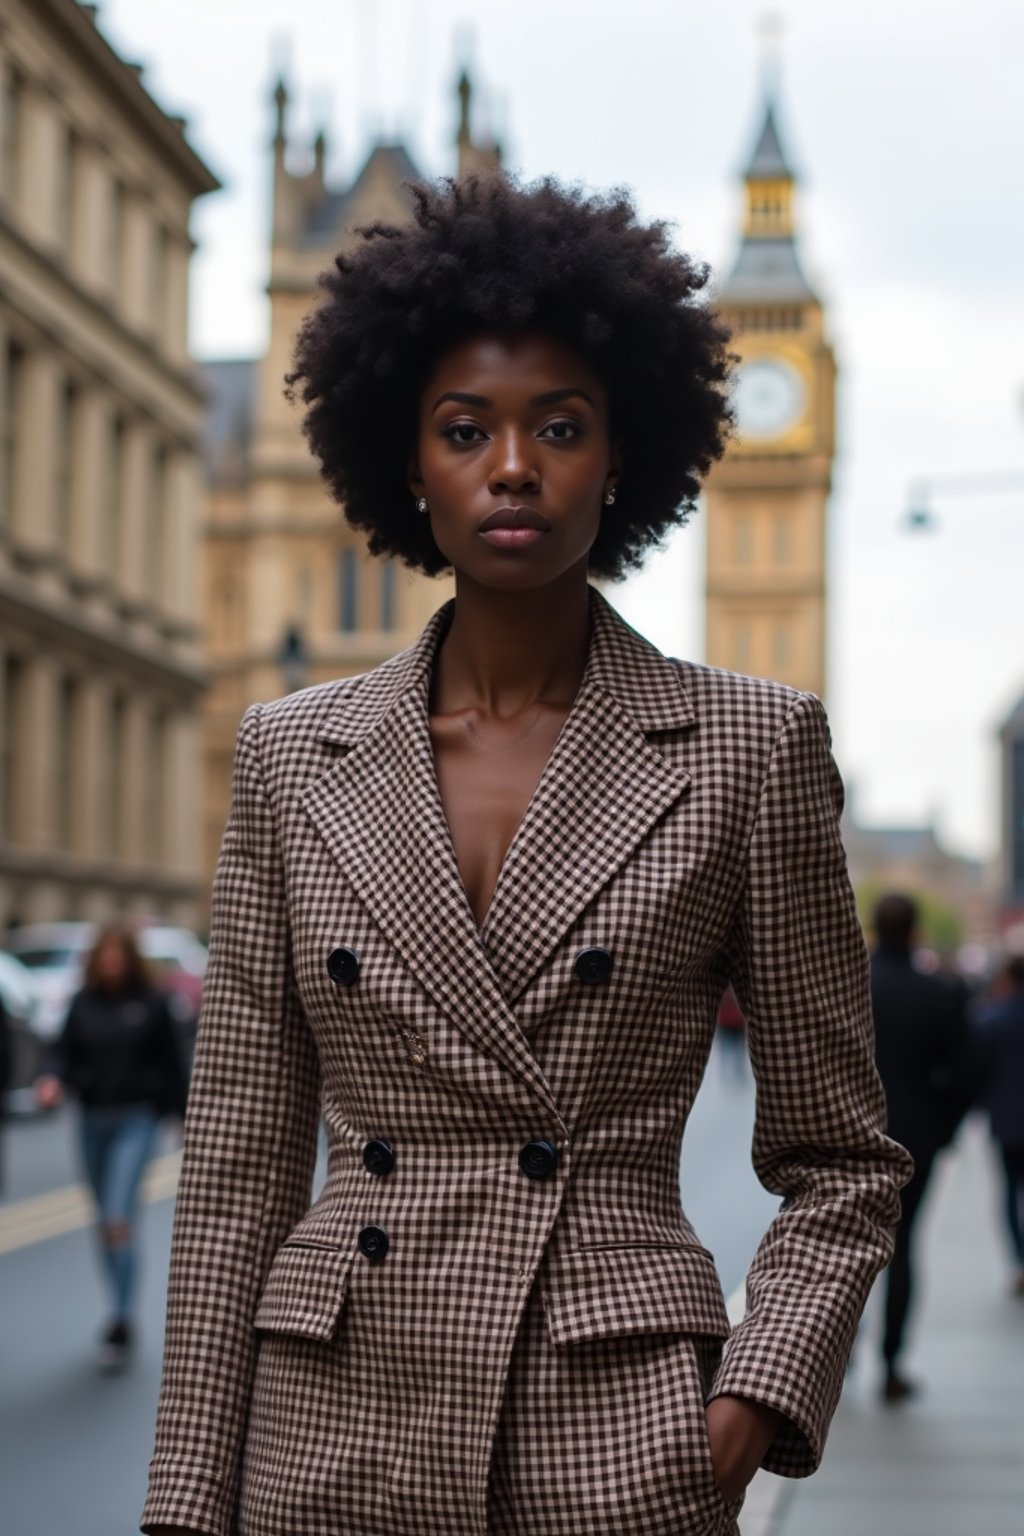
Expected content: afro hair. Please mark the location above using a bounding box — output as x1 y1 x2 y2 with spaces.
286 174 733 580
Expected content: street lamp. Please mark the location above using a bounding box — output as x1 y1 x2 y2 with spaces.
277 623 309 694
901 470 1024 533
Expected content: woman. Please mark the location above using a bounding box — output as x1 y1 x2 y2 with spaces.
38 924 187 1369
143 176 911 1536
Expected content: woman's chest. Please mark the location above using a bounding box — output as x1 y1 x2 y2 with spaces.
429 711 568 929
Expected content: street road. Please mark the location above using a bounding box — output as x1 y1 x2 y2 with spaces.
0 1033 776 1536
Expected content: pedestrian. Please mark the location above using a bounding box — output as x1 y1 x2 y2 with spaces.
35 923 188 1371
142 174 911 1536
0 983 10 1192
869 892 974 1402
972 955 1024 1294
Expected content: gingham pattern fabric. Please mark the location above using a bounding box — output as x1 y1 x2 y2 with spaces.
142 587 912 1536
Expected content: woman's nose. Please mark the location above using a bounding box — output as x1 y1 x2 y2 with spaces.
488 430 540 494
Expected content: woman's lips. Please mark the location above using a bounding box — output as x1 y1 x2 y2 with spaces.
477 505 551 548
479 526 546 549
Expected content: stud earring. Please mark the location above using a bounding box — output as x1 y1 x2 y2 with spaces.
604 485 617 506
415 496 429 514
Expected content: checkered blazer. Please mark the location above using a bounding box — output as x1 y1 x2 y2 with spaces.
142 588 911 1536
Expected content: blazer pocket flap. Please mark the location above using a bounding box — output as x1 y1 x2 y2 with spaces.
253 1242 354 1342
540 1243 732 1347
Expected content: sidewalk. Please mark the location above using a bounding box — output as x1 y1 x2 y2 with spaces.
751 1116 1024 1536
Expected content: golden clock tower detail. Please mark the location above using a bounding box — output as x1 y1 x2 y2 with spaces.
705 90 836 701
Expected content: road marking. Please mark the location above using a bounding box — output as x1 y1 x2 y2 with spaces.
0 1151 183 1256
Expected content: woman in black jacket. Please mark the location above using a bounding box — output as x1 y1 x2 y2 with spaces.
37 924 188 1368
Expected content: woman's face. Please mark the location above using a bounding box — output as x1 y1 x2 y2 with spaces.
409 331 620 591
94 937 130 988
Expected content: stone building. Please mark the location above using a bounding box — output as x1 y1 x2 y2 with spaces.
705 87 836 702
841 786 994 948
0 0 218 928
200 71 499 888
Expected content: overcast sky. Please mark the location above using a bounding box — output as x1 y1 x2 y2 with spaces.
100 0 1024 863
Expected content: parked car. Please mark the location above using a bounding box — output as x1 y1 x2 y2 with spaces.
7 921 208 1050
0 949 46 1112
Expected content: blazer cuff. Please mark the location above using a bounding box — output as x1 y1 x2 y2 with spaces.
707 1337 838 1478
141 1461 236 1536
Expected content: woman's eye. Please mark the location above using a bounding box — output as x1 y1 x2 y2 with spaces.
540 419 581 441
444 422 485 445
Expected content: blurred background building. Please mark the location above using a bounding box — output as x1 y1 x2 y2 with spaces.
705 91 835 703
841 783 992 953
0 0 217 928
0 3 1013 949
198 69 497 884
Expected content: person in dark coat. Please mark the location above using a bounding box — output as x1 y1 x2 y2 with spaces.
0 987 10 1191
870 892 974 1401
972 956 1024 1293
36 923 188 1369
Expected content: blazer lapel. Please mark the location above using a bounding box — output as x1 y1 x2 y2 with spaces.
480 590 695 1003
300 607 559 1115
299 588 693 1093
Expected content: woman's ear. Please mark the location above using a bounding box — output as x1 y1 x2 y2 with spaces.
407 454 425 501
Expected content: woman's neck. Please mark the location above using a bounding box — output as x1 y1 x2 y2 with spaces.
435 567 591 717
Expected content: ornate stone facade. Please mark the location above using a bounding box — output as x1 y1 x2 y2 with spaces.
0 0 217 928
200 72 499 890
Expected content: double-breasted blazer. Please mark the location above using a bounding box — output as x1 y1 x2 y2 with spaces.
142 588 911 1536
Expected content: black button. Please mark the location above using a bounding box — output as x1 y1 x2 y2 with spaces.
574 946 613 984
362 1139 395 1177
326 947 359 986
357 1224 389 1262
519 1139 559 1180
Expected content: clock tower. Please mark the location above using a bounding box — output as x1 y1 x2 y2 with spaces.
704 90 836 701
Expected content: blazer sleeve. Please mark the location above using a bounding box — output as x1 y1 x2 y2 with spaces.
141 704 321 1536
714 691 913 1477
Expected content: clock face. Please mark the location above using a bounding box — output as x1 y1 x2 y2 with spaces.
733 358 805 439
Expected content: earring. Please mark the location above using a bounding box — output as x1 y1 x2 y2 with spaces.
604 485 617 506
415 496 429 514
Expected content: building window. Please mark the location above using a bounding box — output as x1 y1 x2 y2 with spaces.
380 560 396 630
107 412 124 576
109 177 125 299
772 514 790 566
337 548 358 632
733 512 754 565
1 651 23 841
54 375 77 551
56 673 75 850
0 337 23 528
109 692 125 859
213 576 238 646
1 68 21 204
56 121 78 251
148 708 167 865
772 623 789 672
151 224 169 343
733 620 752 671
297 565 313 620
148 441 167 601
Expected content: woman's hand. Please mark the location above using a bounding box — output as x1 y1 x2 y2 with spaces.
34 1075 63 1111
704 1393 783 1503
